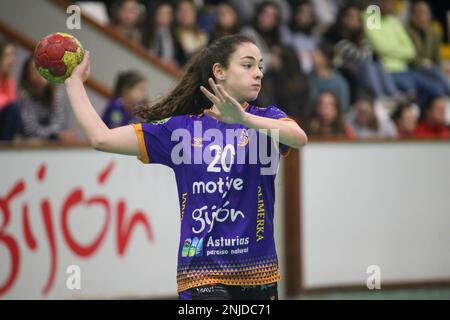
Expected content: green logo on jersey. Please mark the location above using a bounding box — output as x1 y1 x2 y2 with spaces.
182 238 191 257
150 117 172 124
181 237 204 257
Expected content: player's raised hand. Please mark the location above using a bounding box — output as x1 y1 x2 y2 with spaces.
66 50 90 84
201 78 247 124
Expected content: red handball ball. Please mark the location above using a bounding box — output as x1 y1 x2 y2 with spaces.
33 33 84 83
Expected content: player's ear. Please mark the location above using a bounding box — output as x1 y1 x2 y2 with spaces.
212 63 226 81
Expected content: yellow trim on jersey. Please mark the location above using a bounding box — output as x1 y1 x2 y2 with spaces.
132 123 150 164
280 146 292 158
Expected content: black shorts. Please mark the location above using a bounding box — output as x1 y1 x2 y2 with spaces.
178 283 278 300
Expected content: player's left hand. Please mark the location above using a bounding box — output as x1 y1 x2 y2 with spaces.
200 78 247 124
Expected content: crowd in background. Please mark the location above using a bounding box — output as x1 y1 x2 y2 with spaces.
1 0 450 142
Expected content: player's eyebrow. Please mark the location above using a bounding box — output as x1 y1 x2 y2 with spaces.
240 56 263 63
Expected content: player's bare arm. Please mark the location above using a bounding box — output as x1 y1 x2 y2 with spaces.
64 51 139 156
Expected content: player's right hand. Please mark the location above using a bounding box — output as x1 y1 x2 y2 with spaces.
66 50 90 84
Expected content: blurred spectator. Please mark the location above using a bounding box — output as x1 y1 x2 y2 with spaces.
406 0 450 96
309 41 350 114
143 1 179 68
76 1 110 25
0 37 20 141
428 0 450 43
102 71 147 128
272 44 310 120
281 0 320 74
209 2 241 42
241 1 305 117
241 1 284 72
173 0 209 67
415 96 450 138
197 1 219 35
363 0 445 109
228 0 292 26
310 0 344 34
346 92 397 139
391 100 420 137
307 91 354 138
110 0 144 44
19 56 78 142
324 4 401 103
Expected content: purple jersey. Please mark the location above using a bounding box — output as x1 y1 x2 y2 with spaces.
132 103 294 292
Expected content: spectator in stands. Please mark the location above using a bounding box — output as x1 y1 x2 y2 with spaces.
241 1 305 117
0 37 20 141
307 90 354 138
19 56 78 142
173 0 209 67
363 0 445 110
209 2 241 43
281 0 320 74
391 101 420 137
229 0 292 26
323 4 401 104
197 0 219 35
143 1 179 68
273 44 310 120
309 41 350 114
102 71 147 129
310 0 344 34
346 91 397 139
241 1 285 73
110 0 144 44
427 0 450 43
406 0 450 95
415 96 450 138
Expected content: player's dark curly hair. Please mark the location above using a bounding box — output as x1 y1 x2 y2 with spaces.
133 34 256 122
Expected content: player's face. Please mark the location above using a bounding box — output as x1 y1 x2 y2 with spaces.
220 42 264 103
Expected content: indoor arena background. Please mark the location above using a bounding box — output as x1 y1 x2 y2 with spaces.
1 0 450 300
